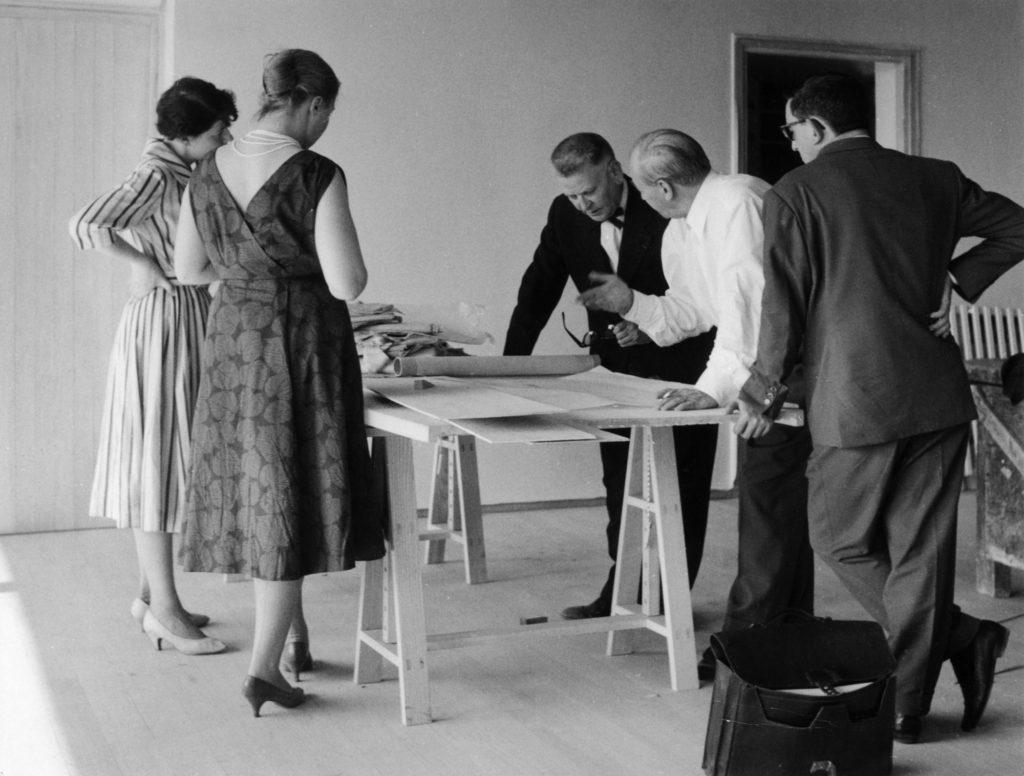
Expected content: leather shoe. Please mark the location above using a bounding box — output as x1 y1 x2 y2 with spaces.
697 646 717 682
561 597 610 620
950 619 1010 731
893 714 921 744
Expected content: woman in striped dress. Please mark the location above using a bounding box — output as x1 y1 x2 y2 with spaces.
69 77 237 655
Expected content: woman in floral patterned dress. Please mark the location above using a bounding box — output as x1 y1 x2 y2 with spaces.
175 50 385 716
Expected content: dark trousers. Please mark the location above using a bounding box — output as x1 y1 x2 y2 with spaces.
721 423 814 632
595 424 719 603
807 423 979 716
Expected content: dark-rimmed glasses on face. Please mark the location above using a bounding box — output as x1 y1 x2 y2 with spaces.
561 311 616 348
779 118 807 141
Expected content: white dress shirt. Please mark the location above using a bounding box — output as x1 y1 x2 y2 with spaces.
599 183 629 271
624 171 770 406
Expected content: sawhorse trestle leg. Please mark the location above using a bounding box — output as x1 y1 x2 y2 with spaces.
606 425 698 690
354 436 432 725
422 434 487 584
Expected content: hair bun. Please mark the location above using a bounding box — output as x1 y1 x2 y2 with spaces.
257 49 339 120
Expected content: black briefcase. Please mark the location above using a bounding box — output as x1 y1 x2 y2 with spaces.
702 614 896 776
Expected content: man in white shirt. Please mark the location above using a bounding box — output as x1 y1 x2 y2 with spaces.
581 130 767 409
578 129 814 680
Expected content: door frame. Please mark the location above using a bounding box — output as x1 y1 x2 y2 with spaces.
731 34 920 173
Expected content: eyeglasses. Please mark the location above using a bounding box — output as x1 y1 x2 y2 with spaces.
779 118 807 141
561 311 616 348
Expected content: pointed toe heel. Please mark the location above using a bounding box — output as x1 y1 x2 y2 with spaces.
141 611 225 656
130 598 149 632
242 675 306 718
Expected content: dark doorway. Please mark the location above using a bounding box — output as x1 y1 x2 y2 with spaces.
733 36 919 184
745 55 874 184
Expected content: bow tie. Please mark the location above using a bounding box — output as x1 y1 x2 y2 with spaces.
606 207 625 229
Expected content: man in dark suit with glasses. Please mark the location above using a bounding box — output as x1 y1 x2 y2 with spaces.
739 74 1024 743
504 132 718 619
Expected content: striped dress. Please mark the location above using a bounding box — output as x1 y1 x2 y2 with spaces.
69 139 211 532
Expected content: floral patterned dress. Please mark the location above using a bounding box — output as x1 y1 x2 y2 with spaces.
180 150 385 580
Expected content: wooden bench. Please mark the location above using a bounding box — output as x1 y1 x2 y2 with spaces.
968 359 1024 597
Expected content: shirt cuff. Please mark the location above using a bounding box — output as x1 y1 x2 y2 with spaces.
623 291 690 347
695 364 750 408
623 291 650 325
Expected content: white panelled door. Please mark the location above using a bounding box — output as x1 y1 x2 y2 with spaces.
0 4 159 533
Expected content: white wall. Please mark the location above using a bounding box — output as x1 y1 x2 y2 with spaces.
172 0 1024 506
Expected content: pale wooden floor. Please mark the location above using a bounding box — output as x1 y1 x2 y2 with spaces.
1 492 1022 776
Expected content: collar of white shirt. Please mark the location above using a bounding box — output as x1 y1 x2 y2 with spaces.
599 182 630 270
684 171 721 236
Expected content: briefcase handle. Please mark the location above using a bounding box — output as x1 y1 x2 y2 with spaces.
804 667 842 697
763 607 822 626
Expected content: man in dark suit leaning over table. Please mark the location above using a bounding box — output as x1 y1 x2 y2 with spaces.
737 74 1024 744
504 132 718 619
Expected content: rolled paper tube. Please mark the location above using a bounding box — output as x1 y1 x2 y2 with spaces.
393 354 600 377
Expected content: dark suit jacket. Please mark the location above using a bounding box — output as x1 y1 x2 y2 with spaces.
504 178 713 383
745 137 1024 447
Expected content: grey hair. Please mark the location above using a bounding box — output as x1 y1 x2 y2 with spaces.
630 129 710 186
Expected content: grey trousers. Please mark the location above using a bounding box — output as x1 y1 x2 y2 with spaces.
807 423 979 716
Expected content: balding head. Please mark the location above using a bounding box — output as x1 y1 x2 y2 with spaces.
629 129 710 188
629 129 710 219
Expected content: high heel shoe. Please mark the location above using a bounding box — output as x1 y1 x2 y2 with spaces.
242 675 306 717
142 610 226 655
281 641 314 682
131 597 210 631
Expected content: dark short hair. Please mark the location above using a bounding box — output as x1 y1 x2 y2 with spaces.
550 133 615 176
258 49 340 119
155 77 237 140
630 129 710 186
789 74 871 135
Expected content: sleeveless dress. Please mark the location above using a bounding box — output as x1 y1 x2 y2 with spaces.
179 150 385 581
69 139 211 532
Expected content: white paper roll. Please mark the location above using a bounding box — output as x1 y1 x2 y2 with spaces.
393 354 600 377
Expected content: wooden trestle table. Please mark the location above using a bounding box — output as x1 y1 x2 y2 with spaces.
356 378 802 726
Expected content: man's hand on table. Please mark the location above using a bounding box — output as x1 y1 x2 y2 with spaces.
656 386 718 411
731 396 774 439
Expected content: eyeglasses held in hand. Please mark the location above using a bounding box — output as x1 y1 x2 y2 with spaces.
561 311 617 348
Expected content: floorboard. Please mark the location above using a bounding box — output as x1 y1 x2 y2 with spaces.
0 493 1021 775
